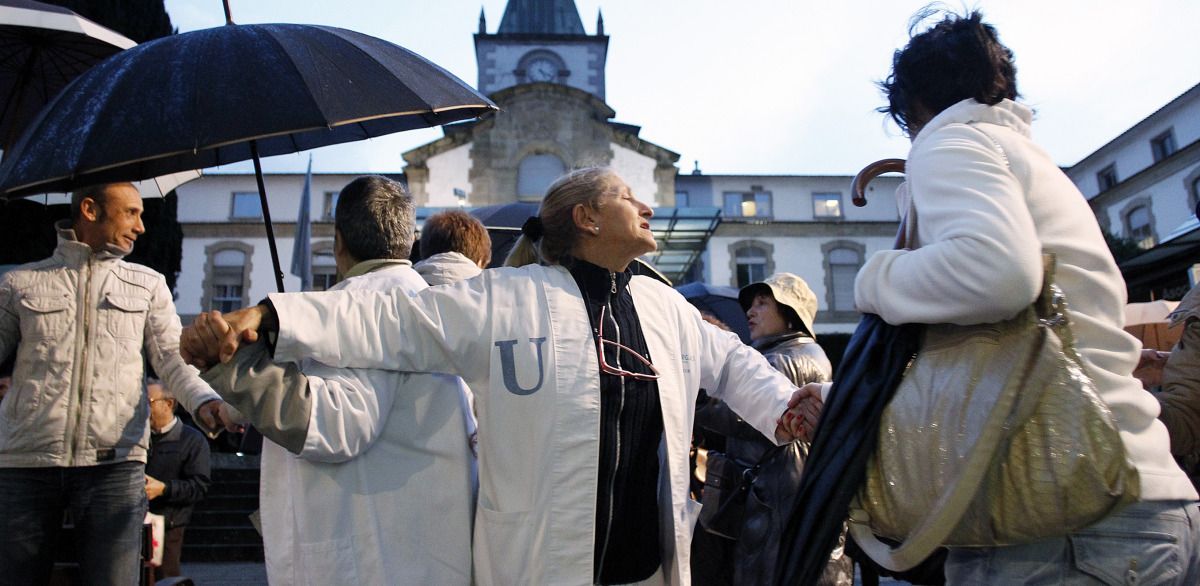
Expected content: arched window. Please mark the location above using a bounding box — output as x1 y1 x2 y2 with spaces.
312 241 337 291
822 241 865 314
735 246 768 288
202 243 252 313
517 154 565 200
1124 202 1156 248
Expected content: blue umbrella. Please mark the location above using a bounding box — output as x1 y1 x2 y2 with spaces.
674 282 751 343
0 22 496 291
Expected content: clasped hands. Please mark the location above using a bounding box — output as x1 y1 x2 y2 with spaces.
180 306 268 370
775 382 824 443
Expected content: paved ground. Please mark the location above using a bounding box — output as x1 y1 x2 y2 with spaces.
177 562 901 585
178 562 268 585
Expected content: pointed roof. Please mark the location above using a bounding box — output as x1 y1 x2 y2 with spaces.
497 0 586 35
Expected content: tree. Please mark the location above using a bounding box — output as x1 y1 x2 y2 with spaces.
1103 229 1144 264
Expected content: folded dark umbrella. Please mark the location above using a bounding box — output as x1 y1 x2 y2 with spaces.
0 22 496 291
774 314 923 586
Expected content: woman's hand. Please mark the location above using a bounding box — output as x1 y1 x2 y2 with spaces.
775 383 824 443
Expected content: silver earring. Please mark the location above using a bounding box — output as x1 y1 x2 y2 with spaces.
593 226 600 233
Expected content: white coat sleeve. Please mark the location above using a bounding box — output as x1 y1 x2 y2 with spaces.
298 363 397 463
693 314 794 444
271 274 491 382
144 274 221 417
854 123 1042 326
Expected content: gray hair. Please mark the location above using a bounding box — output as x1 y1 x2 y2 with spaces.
504 167 623 267
145 377 174 400
335 176 415 261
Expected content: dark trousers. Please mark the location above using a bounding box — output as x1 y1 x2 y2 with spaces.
0 461 147 586
154 526 186 580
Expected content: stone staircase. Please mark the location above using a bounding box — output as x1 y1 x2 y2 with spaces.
183 455 263 562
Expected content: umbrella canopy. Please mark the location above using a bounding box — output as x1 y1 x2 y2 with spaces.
674 282 751 343
0 22 496 291
0 23 496 196
0 0 134 148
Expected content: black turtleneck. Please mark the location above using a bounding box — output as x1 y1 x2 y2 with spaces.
568 258 664 585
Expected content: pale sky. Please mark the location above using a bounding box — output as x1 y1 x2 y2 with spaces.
162 0 1200 177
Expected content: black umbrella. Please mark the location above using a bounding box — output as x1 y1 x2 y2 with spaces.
466 201 670 285
0 22 497 292
0 0 134 149
674 282 751 343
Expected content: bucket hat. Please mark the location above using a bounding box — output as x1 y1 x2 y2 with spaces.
738 272 818 337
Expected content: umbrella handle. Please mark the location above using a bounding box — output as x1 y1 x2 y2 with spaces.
250 141 286 293
850 158 906 207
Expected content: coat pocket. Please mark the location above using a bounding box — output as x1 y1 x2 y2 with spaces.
102 293 149 340
297 535 361 586
17 294 71 340
474 505 533 586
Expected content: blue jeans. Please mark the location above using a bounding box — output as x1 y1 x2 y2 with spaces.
945 500 1200 585
0 462 148 586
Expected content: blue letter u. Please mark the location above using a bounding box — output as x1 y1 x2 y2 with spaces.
495 337 548 395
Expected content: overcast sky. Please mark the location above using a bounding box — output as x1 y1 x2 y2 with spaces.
162 0 1200 176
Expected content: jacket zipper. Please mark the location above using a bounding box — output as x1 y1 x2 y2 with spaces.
65 256 94 464
596 272 624 581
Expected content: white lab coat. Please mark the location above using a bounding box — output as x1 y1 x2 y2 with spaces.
261 264 476 585
271 263 794 586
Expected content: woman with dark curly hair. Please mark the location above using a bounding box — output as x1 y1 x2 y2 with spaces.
855 9 1200 584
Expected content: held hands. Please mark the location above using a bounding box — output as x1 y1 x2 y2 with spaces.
1132 348 1169 389
775 383 824 443
180 306 267 369
145 474 166 500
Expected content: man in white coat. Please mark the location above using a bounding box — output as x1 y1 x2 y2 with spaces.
197 176 475 585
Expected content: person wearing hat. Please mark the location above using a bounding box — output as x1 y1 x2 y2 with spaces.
692 273 851 585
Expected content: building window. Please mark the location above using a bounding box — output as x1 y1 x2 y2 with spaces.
202 243 253 313
822 241 865 314
1096 165 1119 192
722 191 772 220
230 192 263 220
1124 203 1156 249
727 240 774 289
1151 130 1177 163
312 241 337 291
322 191 340 220
517 153 566 200
813 192 843 219
675 191 690 208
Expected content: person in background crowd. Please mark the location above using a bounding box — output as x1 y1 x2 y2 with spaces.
693 273 851 586
414 209 493 285
181 167 813 586
197 176 477 585
849 9 1199 583
145 378 212 580
0 182 232 585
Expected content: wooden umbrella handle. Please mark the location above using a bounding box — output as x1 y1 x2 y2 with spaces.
851 158 906 207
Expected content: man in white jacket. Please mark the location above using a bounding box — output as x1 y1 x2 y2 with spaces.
198 176 475 585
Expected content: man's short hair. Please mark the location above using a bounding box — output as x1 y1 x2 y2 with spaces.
335 176 415 261
70 183 113 222
419 210 492 267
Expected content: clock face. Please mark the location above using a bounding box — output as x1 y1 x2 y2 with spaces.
526 57 558 82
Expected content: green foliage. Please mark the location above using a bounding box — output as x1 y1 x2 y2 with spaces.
1103 229 1143 264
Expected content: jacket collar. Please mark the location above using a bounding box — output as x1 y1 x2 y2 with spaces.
912 98 1033 152
567 257 631 302
751 330 813 353
343 258 410 280
413 252 482 284
53 220 123 267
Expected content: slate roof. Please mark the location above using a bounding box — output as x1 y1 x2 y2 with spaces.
497 0 586 35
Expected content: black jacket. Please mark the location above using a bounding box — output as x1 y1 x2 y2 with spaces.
146 419 212 529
